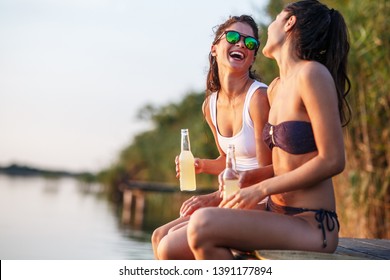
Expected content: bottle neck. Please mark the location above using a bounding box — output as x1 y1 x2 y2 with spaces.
181 133 191 151
226 146 236 170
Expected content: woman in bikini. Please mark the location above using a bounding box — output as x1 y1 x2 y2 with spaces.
186 0 351 259
151 15 273 259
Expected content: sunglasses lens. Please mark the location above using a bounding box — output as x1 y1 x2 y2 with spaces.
225 31 240 44
245 37 258 50
224 31 258 51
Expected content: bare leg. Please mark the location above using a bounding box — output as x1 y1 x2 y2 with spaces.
151 216 189 259
187 207 338 260
157 224 195 260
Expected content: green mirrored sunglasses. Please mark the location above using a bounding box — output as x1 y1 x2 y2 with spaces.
217 30 259 51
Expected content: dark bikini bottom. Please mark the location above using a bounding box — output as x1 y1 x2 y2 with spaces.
266 197 340 248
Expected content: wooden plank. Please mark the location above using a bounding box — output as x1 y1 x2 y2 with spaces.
255 250 363 260
253 238 390 260
336 238 390 260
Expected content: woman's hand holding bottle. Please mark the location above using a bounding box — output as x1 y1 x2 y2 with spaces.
175 156 203 178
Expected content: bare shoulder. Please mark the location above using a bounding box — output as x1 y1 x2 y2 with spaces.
202 96 211 115
202 96 214 126
298 61 338 104
298 61 333 84
250 85 270 118
250 83 269 105
252 85 268 100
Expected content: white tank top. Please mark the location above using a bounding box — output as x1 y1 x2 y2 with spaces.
209 80 268 171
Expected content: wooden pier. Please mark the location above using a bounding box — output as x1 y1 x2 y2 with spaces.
119 180 212 228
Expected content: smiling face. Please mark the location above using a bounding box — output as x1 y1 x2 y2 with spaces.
211 22 257 73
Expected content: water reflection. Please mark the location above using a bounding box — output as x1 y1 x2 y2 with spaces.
0 175 154 260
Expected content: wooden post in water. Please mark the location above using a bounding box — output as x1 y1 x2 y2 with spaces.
121 189 133 225
119 180 213 227
133 189 145 228
121 188 146 228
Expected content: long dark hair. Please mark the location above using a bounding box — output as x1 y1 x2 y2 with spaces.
284 0 351 126
206 15 260 97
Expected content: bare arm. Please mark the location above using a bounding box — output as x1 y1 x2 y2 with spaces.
175 98 225 178
238 86 274 187
195 98 226 175
249 87 272 167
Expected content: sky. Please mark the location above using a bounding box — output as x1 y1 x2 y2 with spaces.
0 0 269 173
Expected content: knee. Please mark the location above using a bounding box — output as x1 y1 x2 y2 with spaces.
152 228 178 260
151 226 165 248
157 236 178 260
156 236 169 260
187 208 216 252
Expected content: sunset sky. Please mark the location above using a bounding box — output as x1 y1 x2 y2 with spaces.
0 0 268 172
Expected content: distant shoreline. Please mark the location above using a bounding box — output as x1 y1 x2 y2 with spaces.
0 164 96 181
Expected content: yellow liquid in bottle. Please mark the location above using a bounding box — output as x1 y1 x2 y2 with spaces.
179 150 196 191
224 179 239 199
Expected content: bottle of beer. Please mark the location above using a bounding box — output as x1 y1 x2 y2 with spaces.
179 128 196 191
222 144 239 199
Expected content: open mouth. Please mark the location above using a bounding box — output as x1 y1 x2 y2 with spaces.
229 51 245 60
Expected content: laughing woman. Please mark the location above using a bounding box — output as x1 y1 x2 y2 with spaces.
187 0 351 259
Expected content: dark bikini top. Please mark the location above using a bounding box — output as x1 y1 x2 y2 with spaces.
263 121 317 154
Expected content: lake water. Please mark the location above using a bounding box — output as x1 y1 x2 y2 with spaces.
0 175 154 260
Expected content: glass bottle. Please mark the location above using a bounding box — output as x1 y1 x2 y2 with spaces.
179 128 196 191
222 144 239 199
